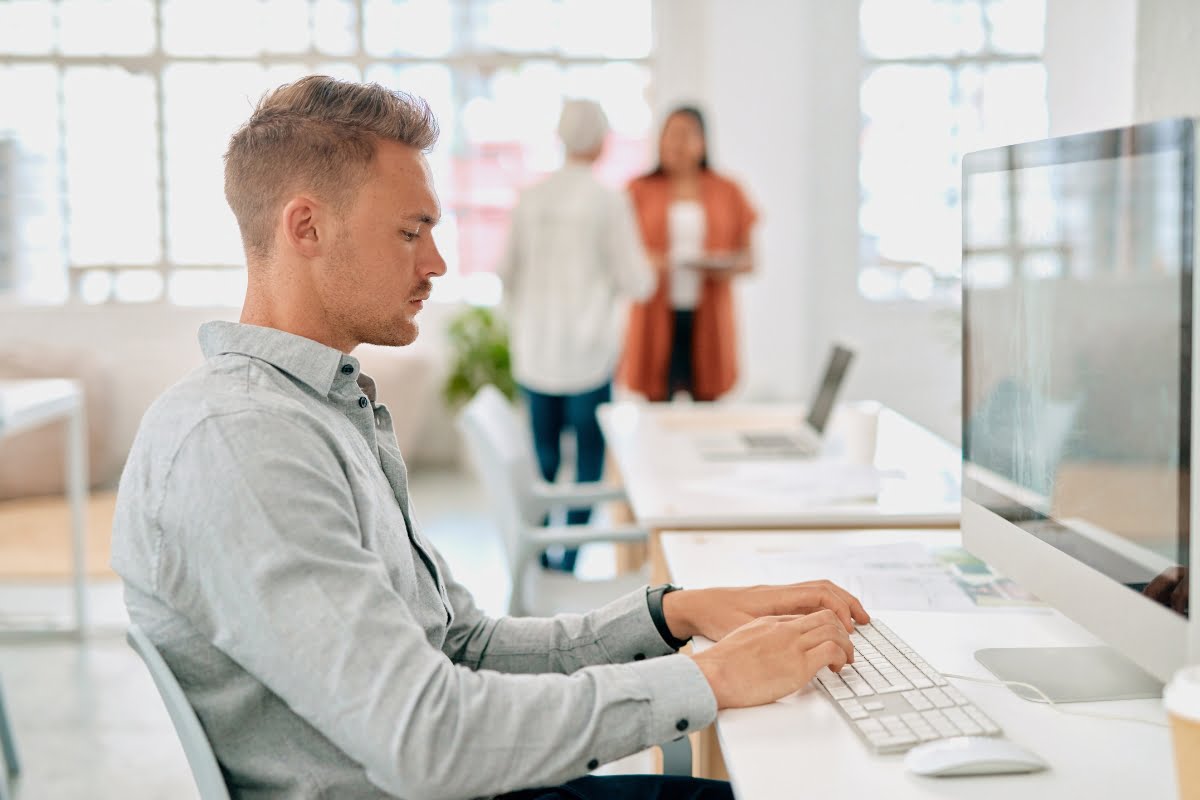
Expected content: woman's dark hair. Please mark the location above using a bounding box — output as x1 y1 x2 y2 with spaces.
644 105 710 178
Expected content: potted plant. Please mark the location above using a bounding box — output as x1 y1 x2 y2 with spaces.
442 305 517 408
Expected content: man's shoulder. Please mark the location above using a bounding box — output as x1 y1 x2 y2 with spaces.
136 354 324 460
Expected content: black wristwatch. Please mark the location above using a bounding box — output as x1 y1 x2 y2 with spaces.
646 583 690 650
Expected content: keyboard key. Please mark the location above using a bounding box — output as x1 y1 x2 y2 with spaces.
856 718 885 734
828 685 854 700
943 686 969 705
923 688 955 709
901 690 932 711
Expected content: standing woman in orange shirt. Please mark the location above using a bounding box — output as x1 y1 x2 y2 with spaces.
619 106 758 402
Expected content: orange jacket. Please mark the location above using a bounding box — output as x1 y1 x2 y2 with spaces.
619 170 758 401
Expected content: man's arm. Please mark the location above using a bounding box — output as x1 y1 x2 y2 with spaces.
153 410 713 800
437 552 678 673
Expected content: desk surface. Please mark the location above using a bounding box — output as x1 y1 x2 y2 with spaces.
661 529 1174 799
599 402 961 530
0 379 82 437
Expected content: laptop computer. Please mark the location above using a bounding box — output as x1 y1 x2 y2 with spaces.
695 344 855 460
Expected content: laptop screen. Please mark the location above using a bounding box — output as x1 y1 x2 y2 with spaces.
806 346 855 433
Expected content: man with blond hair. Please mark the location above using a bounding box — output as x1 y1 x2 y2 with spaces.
112 75 868 800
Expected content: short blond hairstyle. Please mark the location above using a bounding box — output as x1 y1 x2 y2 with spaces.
224 75 439 259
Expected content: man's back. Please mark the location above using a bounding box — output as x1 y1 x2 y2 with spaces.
499 165 652 394
113 321 462 797
112 322 712 799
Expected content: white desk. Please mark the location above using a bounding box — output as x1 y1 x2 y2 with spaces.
598 401 960 532
0 379 89 635
662 529 1175 799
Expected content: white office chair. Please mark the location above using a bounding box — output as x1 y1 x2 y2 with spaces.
126 625 232 800
457 385 650 616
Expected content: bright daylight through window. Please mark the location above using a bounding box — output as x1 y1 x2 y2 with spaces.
0 0 654 306
858 0 1047 303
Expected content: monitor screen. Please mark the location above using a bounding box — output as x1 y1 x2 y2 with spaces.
963 118 1193 620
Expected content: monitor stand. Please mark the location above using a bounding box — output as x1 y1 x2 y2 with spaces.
975 646 1163 703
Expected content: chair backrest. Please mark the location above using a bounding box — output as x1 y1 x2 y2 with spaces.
456 385 543 572
126 625 232 800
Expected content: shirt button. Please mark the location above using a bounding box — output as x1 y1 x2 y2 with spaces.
675 718 689 732
341 364 354 375
358 396 369 408
587 758 599 770
633 653 646 661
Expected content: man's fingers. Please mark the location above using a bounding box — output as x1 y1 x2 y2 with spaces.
783 584 870 631
806 638 851 673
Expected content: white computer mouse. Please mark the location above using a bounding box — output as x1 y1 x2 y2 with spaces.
904 736 1049 777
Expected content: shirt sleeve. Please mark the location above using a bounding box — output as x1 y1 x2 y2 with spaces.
606 190 655 301
437 546 682 673
154 409 716 800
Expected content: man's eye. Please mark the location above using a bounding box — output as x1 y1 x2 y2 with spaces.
402 230 419 241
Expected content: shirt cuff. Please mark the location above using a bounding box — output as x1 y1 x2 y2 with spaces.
627 653 718 742
590 587 678 662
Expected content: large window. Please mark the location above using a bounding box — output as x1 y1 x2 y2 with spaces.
857 0 1047 303
0 0 654 305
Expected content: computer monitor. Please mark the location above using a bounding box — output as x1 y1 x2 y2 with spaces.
962 117 1199 696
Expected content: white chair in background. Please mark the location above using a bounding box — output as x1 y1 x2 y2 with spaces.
457 385 650 617
126 625 232 800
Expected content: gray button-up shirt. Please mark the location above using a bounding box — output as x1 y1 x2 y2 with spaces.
111 321 716 800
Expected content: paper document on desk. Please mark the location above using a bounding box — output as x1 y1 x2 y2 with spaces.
677 462 889 503
745 542 1026 612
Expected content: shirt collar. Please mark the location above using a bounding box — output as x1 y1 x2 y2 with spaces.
199 321 357 398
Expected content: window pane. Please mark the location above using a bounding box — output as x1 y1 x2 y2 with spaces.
364 0 453 57
314 0 359 55
112 268 164 302
861 0 986 59
168 268 246 305
0 0 56 55
163 0 310 56
59 0 155 56
164 63 310 266
558 0 651 57
986 0 1044 55
63 67 161 266
0 65 66 302
471 0 558 53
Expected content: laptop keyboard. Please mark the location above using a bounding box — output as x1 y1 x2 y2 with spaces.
740 431 817 453
814 619 1003 753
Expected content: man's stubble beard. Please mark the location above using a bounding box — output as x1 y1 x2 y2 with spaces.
326 236 420 349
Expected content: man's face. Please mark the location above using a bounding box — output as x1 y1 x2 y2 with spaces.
321 139 446 348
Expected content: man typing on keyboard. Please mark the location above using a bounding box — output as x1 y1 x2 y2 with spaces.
111 75 872 800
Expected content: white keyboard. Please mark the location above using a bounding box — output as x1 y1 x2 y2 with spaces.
814 620 1002 754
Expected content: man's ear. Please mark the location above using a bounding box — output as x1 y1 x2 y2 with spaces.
280 196 325 258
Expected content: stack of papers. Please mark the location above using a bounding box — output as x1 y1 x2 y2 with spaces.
743 541 1044 612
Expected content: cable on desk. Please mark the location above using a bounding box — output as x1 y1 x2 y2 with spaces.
941 672 1168 729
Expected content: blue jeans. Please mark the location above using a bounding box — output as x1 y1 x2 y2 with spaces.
496 774 734 799
521 381 613 573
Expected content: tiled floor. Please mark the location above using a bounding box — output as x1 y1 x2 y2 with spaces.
0 467 641 799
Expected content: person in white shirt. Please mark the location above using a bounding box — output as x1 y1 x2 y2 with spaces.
497 99 654 572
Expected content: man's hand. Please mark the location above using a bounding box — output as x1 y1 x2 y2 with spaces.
662 582 870 643
689 610 853 709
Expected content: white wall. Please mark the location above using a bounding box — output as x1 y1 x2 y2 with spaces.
1134 0 1200 121
1044 0 1137 137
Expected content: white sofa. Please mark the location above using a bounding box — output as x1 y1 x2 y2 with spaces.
0 303 464 499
